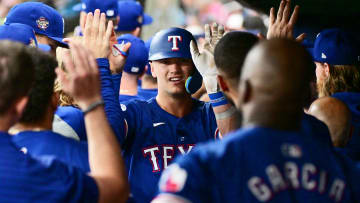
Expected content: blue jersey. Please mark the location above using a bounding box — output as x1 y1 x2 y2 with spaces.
155 124 360 203
0 131 98 202
137 87 158 100
12 130 90 172
53 59 124 142
332 92 360 161
53 106 86 141
120 98 218 203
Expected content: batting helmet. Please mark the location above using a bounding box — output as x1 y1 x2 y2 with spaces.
149 27 203 94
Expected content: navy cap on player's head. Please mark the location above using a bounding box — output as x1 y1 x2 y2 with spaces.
149 27 196 61
144 37 153 75
117 34 148 75
82 0 118 19
4 2 68 48
0 23 38 46
313 28 360 66
116 0 153 32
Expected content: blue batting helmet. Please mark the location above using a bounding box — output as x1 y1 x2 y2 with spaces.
149 27 202 94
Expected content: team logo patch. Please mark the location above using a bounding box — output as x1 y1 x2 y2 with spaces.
29 38 36 47
159 164 188 193
36 17 49 30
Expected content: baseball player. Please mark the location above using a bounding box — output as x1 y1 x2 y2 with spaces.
9 47 90 172
73 0 119 37
138 37 159 100
4 2 68 56
116 0 153 37
53 10 129 141
0 40 128 202
113 34 148 102
312 28 360 161
98 24 238 202
153 39 360 203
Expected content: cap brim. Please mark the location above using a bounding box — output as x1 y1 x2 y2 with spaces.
72 3 83 11
143 14 153 25
48 36 69 48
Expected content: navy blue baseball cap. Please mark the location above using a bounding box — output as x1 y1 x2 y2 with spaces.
117 34 148 75
82 0 119 19
0 23 38 46
116 1 153 32
4 2 68 48
144 37 153 75
313 28 360 66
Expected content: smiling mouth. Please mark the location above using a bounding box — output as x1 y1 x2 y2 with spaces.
168 77 184 83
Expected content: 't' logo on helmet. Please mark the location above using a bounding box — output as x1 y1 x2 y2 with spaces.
168 36 182 51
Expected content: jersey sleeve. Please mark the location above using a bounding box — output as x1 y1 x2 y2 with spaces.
112 73 122 96
204 102 220 139
119 100 143 143
153 148 210 203
97 58 126 144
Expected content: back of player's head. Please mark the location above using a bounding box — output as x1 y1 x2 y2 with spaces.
214 31 258 88
19 48 57 123
117 34 148 75
308 97 351 147
0 41 34 115
116 0 153 32
241 39 314 107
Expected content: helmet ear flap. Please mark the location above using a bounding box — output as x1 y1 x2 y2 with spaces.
185 69 203 94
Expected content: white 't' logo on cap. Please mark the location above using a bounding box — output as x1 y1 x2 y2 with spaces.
168 36 182 51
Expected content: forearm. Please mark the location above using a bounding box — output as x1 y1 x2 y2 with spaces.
85 106 129 202
208 92 240 136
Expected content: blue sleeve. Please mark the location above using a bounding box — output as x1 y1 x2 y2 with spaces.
204 102 219 139
97 58 126 144
154 151 207 203
112 73 122 96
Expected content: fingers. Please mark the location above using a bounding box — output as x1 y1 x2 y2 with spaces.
62 48 76 74
269 7 275 25
281 0 291 24
211 23 218 41
92 9 101 39
69 42 89 75
204 24 211 45
98 12 106 40
190 40 200 58
288 5 299 28
295 33 306 43
276 0 286 22
105 20 113 42
84 12 93 39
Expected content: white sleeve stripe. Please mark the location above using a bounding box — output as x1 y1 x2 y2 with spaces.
151 193 192 203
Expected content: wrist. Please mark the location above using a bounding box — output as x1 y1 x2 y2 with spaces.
80 99 104 115
208 92 228 107
77 96 103 110
203 76 220 93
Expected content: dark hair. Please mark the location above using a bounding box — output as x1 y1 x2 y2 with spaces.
0 41 34 115
19 48 57 123
214 31 258 88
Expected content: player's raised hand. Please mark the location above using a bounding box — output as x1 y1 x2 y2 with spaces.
267 0 306 42
55 42 102 110
109 30 132 74
83 9 113 58
190 23 224 93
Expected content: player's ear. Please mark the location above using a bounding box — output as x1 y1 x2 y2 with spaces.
14 96 28 118
150 62 157 78
237 79 251 109
132 27 141 37
324 63 330 77
218 75 229 92
116 16 120 26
